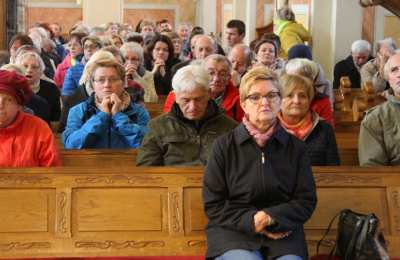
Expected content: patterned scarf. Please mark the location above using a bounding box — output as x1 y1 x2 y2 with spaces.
278 111 313 140
242 116 278 147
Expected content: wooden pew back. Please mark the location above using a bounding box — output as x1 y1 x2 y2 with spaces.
0 166 399 258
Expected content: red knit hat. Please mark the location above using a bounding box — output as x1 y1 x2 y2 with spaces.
0 70 33 105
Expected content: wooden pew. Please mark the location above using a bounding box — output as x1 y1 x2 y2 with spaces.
60 149 137 167
0 166 399 258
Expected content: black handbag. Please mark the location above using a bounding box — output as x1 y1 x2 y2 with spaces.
317 209 390 260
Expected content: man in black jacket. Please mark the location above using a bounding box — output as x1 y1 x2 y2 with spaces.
333 39 371 89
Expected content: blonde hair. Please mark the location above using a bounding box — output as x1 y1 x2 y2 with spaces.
79 50 117 86
280 73 314 100
239 67 281 102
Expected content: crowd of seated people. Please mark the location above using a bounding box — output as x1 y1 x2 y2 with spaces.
1 7 400 258
0 6 398 165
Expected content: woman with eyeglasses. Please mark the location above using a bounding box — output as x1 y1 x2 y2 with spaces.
62 57 150 149
278 73 339 166
203 67 317 260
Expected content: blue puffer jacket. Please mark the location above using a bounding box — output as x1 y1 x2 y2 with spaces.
62 95 150 149
62 63 84 96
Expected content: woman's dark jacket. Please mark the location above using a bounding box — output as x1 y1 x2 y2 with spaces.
203 124 317 259
26 94 51 124
144 57 180 95
37 79 61 121
305 120 340 166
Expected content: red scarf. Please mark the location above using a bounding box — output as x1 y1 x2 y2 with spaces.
242 116 278 147
278 111 313 140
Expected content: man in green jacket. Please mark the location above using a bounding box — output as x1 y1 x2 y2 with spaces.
136 64 237 166
359 53 400 166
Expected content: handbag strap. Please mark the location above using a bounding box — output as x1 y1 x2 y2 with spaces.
354 214 375 260
316 211 341 256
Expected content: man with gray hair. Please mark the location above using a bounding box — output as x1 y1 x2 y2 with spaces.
228 43 252 87
136 64 237 166
171 34 217 76
333 39 371 89
358 53 400 166
360 38 397 92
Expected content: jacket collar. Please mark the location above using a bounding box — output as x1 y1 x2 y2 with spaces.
169 100 222 129
235 122 289 147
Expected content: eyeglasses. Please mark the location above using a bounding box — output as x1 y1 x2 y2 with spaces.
245 92 280 104
92 77 122 85
84 44 98 50
208 70 229 79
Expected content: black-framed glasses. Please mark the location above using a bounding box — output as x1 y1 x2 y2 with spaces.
245 91 280 104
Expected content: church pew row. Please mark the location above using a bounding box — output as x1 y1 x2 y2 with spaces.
58 145 358 167
0 166 399 258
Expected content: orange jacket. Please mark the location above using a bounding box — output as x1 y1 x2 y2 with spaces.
0 112 61 167
163 81 244 122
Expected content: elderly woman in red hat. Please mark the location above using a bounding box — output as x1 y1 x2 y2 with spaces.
0 70 60 167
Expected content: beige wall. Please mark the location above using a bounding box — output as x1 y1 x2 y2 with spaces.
124 0 196 26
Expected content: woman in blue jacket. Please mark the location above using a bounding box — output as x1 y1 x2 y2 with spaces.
62 57 149 149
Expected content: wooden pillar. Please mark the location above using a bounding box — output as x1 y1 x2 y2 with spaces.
0 0 6 50
362 6 376 46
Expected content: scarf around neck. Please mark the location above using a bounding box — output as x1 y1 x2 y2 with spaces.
278 111 313 140
242 116 278 147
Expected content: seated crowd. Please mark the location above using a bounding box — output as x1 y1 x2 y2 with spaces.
0 7 398 169
1 5 400 259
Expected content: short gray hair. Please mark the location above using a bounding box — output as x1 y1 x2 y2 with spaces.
277 6 295 21
285 58 319 81
172 64 210 93
15 51 45 73
120 42 144 64
229 43 253 67
377 37 397 54
203 54 232 72
351 40 371 54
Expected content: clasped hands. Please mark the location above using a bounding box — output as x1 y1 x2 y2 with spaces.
98 93 122 116
253 211 291 240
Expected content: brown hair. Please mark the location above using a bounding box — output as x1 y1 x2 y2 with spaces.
279 73 314 100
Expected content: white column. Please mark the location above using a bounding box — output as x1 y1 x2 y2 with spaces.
82 0 123 27
196 0 216 35
311 0 363 82
232 0 257 45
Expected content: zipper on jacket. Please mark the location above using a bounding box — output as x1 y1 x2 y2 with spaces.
108 117 112 148
261 152 265 164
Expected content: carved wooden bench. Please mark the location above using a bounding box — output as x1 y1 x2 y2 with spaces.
0 166 399 258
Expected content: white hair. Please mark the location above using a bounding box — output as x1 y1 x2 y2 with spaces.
285 58 319 80
351 40 371 54
120 42 144 64
15 51 45 73
172 64 210 93
377 37 397 54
